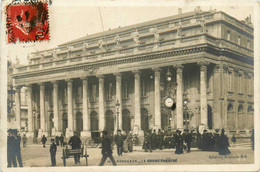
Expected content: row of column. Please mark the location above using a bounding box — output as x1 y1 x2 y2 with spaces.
15 63 209 136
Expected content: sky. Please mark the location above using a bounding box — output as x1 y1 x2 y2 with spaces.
1 0 255 64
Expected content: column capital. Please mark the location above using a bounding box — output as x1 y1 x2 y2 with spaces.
80 77 89 81
38 82 45 87
114 72 122 78
213 64 220 73
132 70 141 77
152 67 161 76
15 86 22 92
233 68 240 76
51 80 59 85
97 75 104 80
197 61 210 67
174 64 183 73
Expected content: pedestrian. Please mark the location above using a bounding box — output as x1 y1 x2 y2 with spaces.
157 129 164 150
99 131 117 166
144 131 152 152
231 134 236 146
196 129 202 149
114 129 124 156
68 132 82 164
217 128 231 155
151 129 157 150
213 129 220 151
59 134 64 147
7 129 17 167
251 129 254 150
22 134 27 148
201 129 208 151
50 138 57 166
13 130 23 167
127 132 133 152
183 129 192 153
41 135 47 148
175 130 183 154
55 135 60 146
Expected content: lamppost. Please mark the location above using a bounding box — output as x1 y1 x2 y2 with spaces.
115 99 120 131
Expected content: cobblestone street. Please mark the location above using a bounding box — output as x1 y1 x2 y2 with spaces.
18 144 253 167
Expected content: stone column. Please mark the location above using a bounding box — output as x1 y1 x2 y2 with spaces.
67 79 73 137
52 81 61 136
153 68 161 129
198 61 209 128
98 75 105 131
234 69 240 134
81 77 91 137
26 85 34 137
115 73 122 130
213 64 221 129
175 65 184 130
133 70 142 135
39 83 47 137
15 86 21 132
222 64 229 131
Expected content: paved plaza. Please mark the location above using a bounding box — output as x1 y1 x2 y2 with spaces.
18 143 253 167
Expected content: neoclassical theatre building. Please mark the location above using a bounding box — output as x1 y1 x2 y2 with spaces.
13 8 254 138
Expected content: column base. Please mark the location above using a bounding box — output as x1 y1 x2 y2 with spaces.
236 129 240 135
25 131 34 138
37 129 49 138
81 130 91 137
65 128 73 138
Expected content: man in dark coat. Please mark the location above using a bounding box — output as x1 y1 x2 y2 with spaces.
22 134 27 148
157 129 164 150
183 129 192 153
151 129 157 150
213 129 220 152
114 129 124 156
68 132 82 164
251 129 254 150
7 129 17 167
13 130 23 167
59 134 64 147
144 131 152 152
49 138 57 166
201 129 208 151
196 129 202 149
55 135 60 146
41 135 47 148
175 130 183 154
99 131 117 166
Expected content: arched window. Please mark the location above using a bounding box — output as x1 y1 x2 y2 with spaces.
238 105 243 113
90 111 99 131
122 109 131 132
105 110 114 132
141 108 149 131
227 103 233 112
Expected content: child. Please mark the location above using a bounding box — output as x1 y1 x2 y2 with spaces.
231 135 236 147
50 138 57 166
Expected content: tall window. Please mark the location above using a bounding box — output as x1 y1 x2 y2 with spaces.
76 86 82 103
91 84 97 102
227 31 231 41
238 36 241 45
228 71 232 92
107 82 113 100
238 74 242 93
122 81 129 99
247 40 250 49
141 79 147 97
62 87 67 104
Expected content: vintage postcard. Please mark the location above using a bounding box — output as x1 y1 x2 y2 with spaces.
1 0 259 171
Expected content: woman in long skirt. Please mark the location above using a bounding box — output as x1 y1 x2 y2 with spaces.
217 129 231 155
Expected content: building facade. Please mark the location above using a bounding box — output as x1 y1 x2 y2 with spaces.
12 8 254 138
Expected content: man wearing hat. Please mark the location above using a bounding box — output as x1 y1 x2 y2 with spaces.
13 129 23 167
183 129 192 153
114 129 124 156
99 130 117 166
213 129 220 152
68 132 82 164
7 129 17 167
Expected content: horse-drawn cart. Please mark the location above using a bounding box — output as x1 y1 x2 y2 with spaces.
61 143 89 166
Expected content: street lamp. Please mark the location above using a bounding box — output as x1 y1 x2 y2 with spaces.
115 99 120 131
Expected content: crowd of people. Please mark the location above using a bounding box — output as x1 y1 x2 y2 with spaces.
7 127 255 167
142 128 232 155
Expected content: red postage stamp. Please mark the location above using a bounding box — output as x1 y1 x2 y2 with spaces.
6 1 50 43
